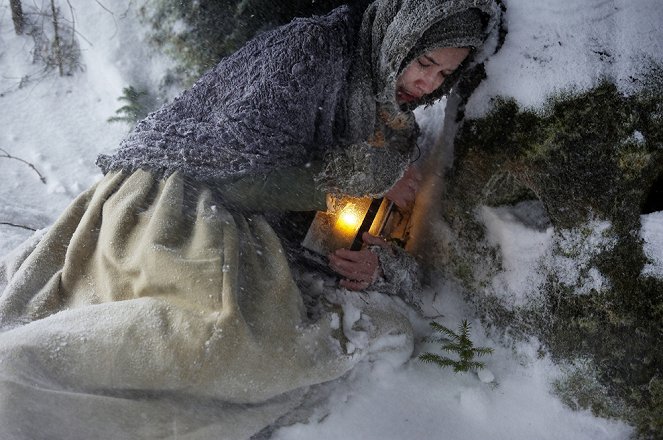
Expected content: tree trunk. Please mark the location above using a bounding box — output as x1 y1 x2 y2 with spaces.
10 0 24 35
50 0 64 76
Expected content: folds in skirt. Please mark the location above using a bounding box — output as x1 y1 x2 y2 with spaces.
0 170 413 439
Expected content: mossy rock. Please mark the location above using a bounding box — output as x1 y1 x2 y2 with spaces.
442 74 663 438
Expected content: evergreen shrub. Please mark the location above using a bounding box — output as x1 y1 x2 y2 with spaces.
140 0 366 85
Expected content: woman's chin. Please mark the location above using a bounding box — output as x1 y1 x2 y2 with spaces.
396 92 416 105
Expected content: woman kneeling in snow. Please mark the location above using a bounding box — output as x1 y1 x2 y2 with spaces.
0 0 497 438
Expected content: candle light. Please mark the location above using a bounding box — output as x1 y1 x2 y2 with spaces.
303 196 395 256
336 204 362 236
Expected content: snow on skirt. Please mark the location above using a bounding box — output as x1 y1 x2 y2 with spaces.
0 170 413 439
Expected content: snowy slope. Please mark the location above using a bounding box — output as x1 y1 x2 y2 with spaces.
3 0 660 439
467 0 663 116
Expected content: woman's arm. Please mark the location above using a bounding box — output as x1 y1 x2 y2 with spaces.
328 166 423 299
329 232 422 302
213 163 327 212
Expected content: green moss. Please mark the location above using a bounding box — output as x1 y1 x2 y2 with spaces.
444 72 663 438
452 80 663 230
635 378 663 438
553 360 627 420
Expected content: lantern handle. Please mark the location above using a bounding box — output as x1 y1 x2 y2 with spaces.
350 198 386 251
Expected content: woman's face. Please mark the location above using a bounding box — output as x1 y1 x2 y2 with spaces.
395 47 471 105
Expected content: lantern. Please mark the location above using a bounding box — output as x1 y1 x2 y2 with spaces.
302 195 401 255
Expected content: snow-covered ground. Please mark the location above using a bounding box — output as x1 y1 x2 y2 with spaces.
467 0 663 117
2 0 662 438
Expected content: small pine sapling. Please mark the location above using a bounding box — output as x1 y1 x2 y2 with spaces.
419 320 494 373
108 86 150 125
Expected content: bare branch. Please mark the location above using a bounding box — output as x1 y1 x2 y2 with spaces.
62 0 93 47
0 222 37 232
94 0 118 38
50 0 64 76
0 148 47 183
72 28 93 47
94 0 114 15
10 0 25 34
66 0 76 45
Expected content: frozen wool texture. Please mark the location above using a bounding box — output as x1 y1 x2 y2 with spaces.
370 244 423 307
98 0 500 198
97 7 359 184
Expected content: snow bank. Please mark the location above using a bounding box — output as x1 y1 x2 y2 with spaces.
0 0 174 257
479 203 553 305
476 204 618 307
467 0 663 116
273 282 633 440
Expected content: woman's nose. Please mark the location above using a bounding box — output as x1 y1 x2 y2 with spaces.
417 73 442 95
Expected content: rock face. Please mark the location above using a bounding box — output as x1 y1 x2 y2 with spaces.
419 75 663 436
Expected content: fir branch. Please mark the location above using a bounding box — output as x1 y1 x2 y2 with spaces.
419 319 494 374
429 322 460 341
473 347 495 357
419 353 458 368
0 148 46 183
442 342 466 353
465 361 487 370
108 86 149 125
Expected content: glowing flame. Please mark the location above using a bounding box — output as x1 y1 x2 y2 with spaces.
339 210 359 228
335 205 361 234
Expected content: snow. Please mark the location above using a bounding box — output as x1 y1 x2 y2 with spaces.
466 0 663 116
0 0 175 256
273 283 632 440
642 211 663 278
544 219 616 295
476 205 619 310
2 0 661 438
479 203 554 305
273 357 630 440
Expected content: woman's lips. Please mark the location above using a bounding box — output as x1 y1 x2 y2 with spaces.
396 88 419 103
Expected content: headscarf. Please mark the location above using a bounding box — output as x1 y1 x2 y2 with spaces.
343 0 500 146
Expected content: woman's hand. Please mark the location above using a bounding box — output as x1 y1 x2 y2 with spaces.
328 232 391 291
385 165 421 210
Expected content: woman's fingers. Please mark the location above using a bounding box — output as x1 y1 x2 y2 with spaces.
329 252 376 281
385 166 421 209
328 234 394 290
329 248 380 285
334 248 372 263
361 232 389 248
385 184 412 209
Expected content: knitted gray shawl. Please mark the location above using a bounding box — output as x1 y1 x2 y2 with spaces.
98 0 498 197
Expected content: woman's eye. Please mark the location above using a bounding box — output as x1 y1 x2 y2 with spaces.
417 59 431 68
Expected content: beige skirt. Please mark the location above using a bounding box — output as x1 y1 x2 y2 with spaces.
0 170 413 438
